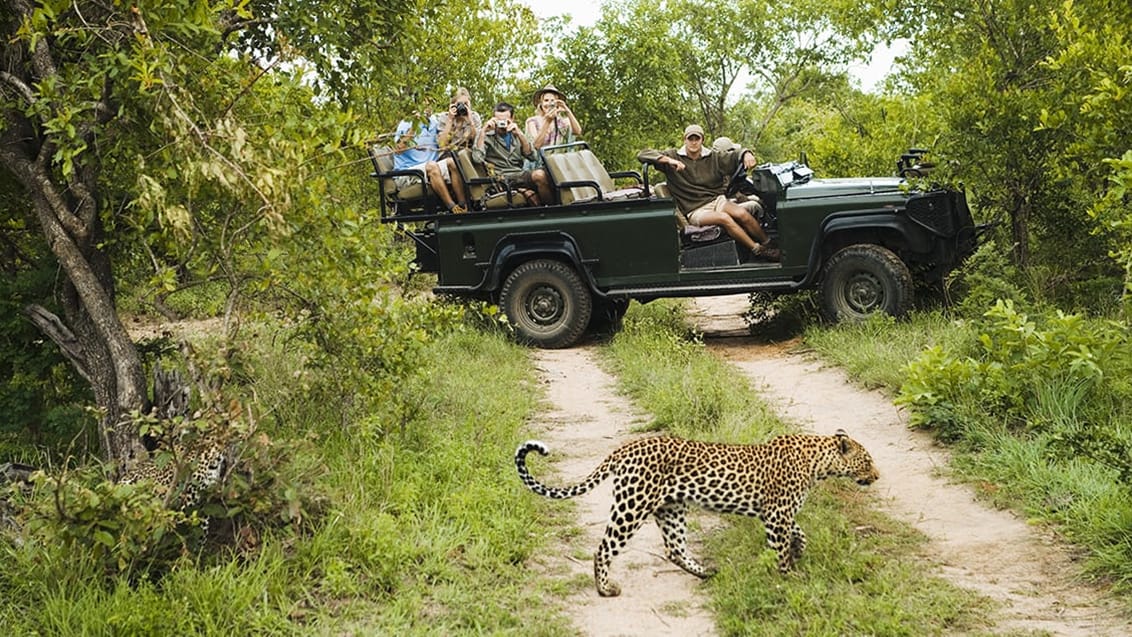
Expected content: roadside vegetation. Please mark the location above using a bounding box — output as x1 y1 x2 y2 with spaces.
804 252 1132 597
0 325 575 634
599 301 991 635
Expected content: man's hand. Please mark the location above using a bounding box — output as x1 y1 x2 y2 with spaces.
664 156 686 172
742 150 757 170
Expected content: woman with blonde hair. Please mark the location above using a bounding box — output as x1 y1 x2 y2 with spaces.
525 84 582 151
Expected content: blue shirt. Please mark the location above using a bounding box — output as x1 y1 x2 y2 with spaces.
393 116 441 169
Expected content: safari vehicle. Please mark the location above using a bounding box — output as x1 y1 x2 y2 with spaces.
369 143 980 348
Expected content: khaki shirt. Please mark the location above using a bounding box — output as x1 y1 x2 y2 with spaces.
638 146 746 214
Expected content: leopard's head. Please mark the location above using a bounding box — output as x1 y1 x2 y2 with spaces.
832 430 879 486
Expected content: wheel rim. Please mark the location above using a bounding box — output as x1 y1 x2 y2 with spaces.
844 272 884 314
525 284 566 327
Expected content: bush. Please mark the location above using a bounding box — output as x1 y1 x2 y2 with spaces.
897 300 1132 478
947 240 1031 319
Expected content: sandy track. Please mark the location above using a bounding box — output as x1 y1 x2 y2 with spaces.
530 348 717 636
691 295 1132 637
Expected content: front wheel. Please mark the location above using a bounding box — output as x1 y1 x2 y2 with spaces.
500 259 593 348
820 244 913 322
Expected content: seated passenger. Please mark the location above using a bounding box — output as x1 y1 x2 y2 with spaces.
472 102 553 205
638 125 779 261
393 97 469 213
525 85 583 151
713 136 766 219
437 86 482 153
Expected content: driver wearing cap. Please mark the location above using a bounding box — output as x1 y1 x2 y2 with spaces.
638 125 779 261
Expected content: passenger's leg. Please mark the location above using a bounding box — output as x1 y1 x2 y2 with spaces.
532 168 553 205
723 200 769 243
691 209 758 251
443 157 469 208
424 161 459 210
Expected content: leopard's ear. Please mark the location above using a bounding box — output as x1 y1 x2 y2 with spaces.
835 429 850 454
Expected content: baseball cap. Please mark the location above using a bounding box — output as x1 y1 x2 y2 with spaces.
683 124 704 139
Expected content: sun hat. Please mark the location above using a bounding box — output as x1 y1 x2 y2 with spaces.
533 84 566 107
683 124 705 139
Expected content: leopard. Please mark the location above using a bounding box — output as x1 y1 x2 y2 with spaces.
120 430 234 533
514 429 879 597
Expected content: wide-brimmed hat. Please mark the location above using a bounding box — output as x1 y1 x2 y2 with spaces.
533 84 566 107
683 124 705 139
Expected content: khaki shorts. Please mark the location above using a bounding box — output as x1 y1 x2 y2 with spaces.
685 194 729 226
394 159 450 189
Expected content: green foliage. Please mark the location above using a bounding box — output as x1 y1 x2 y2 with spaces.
805 311 977 392
0 328 569 632
708 487 986 636
744 289 822 340
0 263 95 459
898 300 1128 438
889 0 1130 286
541 0 877 170
947 240 1031 319
806 306 1132 590
14 466 192 579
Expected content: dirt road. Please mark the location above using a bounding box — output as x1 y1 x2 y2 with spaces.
531 348 717 636
693 295 1132 636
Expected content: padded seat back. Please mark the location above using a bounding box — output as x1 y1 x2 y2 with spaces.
544 152 599 205
545 148 644 205
368 145 426 202
455 149 528 209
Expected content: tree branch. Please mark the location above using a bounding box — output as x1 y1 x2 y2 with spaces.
0 70 36 106
22 304 92 383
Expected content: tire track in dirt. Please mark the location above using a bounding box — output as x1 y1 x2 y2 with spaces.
530 348 717 637
690 295 1132 637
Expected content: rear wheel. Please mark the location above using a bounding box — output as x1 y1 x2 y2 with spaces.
820 244 913 322
500 259 593 348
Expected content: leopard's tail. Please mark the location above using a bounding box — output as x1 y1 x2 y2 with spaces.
515 440 612 500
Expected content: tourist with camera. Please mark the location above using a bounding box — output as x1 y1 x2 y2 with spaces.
472 102 553 206
393 97 470 214
437 86 481 153
525 84 583 151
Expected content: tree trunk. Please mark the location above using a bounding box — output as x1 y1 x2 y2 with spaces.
2 0 149 473
1010 188 1031 269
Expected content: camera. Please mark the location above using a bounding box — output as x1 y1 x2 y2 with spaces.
454 102 468 117
495 118 508 131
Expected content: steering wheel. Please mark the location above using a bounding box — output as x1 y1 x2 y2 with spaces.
725 156 753 198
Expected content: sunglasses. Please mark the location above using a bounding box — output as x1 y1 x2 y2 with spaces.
686 135 703 141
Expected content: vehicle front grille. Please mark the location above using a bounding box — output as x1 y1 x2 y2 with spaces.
906 191 958 237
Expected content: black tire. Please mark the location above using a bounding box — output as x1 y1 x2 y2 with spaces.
820 244 913 322
500 259 593 348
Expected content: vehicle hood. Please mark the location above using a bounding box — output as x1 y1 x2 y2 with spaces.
785 177 905 200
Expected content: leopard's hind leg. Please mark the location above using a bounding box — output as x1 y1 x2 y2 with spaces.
593 478 655 597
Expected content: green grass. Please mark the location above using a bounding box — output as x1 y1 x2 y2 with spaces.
801 311 977 392
0 328 574 635
597 301 992 636
804 309 1132 600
